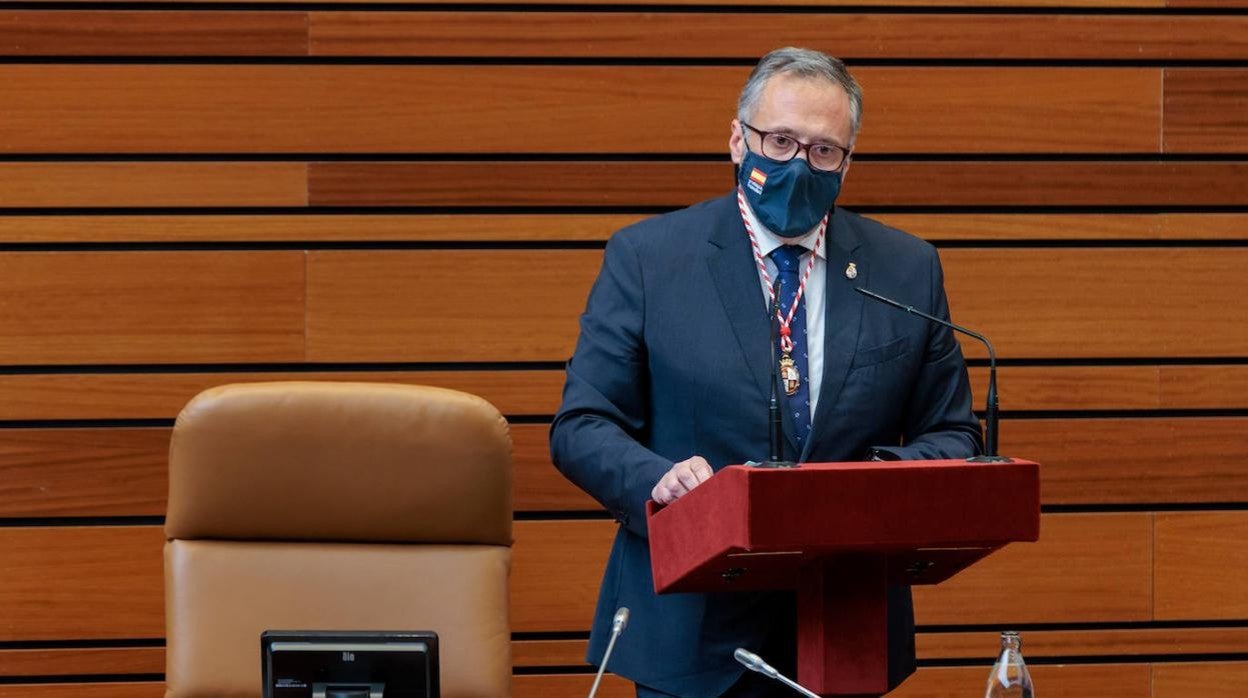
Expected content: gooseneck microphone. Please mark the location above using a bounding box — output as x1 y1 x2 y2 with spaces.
854 286 1011 462
587 607 630 698
733 648 820 698
758 278 796 468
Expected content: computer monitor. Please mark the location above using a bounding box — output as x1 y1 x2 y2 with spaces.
262 630 439 698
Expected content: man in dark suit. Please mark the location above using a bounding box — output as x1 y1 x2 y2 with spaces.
550 47 982 697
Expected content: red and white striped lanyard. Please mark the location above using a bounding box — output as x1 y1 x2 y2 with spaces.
736 186 827 354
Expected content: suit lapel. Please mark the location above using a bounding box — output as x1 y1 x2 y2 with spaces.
705 195 802 457
803 209 867 461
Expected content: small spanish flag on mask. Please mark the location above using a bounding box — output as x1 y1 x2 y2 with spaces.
749 168 767 188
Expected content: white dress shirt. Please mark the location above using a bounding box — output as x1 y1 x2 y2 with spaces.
740 201 827 419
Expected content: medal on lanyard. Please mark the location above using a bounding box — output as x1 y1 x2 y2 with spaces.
737 187 827 397
778 353 800 396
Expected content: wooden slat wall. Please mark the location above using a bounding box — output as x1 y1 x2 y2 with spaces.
0 66 1163 153
0 2 1245 697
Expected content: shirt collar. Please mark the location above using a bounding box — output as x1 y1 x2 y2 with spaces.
741 198 828 261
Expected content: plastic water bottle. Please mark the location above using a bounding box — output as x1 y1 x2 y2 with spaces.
985 631 1034 697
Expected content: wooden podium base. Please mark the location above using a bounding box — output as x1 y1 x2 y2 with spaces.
796 556 889 697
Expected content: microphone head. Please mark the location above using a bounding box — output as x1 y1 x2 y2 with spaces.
733 648 778 679
612 607 630 634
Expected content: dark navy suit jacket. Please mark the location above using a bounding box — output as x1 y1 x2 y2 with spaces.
550 192 982 696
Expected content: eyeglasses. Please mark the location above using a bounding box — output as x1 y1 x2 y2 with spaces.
742 122 852 173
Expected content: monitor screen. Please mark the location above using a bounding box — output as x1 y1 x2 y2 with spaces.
262 630 439 698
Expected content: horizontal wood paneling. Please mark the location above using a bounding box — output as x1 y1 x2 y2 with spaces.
0 252 305 365
0 163 307 208
0 364 1243 424
874 213 1248 242
0 525 164 641
309 161 1248 208
510 514 1153 631
2 416 1244 517
512 639 586 667
0 214 642 243
1160 365 1248 409
917 627 1248 659
844 160 1248 206
864 67 1159 153
511 627 1248 667
0 428 169 517
0 685 162 698
4 213 1246 244
986 365 1248 411
299 248 1248 362
1005 418 1248 505
11 667 1241 698
512 425 598 512
911 513 1153 625
0 514 1156 639
4 162 1246 210
304 250 600 363
8 11 1239 60
0 0 1169 6
891 664 1151 697
1152 662 1248 698
1165 69 1248 153
0 647 162 677
309 161 726 208
309 12 1248 60
515 674 632 697
0 422 600 518
0 66 1159 154
941 248 1248 359
989 365 1243 411
0 65 321 154
971 365 1164 411
511 520 616 632
1167 0 1248 7
0 371 563 422
0 666 1177 698
3 10 1213 63
0 11 307 55
1154 512 1248 620
7 626 1247 678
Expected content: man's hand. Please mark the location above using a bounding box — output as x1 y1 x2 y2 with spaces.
651 456 714 505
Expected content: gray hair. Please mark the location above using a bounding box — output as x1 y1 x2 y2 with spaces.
737 47 863 139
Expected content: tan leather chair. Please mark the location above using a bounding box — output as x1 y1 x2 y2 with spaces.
164 382 512 698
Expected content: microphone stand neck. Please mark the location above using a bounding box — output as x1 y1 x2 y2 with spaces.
967 333 1011 463
759 279 796 468
854 287 1010 462
776 673 821 698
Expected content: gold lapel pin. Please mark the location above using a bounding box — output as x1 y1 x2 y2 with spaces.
845 262 858 280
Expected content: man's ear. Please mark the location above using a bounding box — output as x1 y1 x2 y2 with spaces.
729 119 745 165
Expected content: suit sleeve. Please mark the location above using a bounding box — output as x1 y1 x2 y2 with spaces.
549 233 672 537
871 249 984 461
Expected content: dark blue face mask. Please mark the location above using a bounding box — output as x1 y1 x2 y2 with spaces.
737 140 842 238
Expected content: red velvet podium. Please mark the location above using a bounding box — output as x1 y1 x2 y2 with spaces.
646 459 1040 697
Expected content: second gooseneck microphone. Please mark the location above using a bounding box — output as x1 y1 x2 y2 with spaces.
854 286 1011 462
587 607 629 698
734 648 820 698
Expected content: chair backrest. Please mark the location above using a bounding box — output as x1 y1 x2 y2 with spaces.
164 382 513 698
